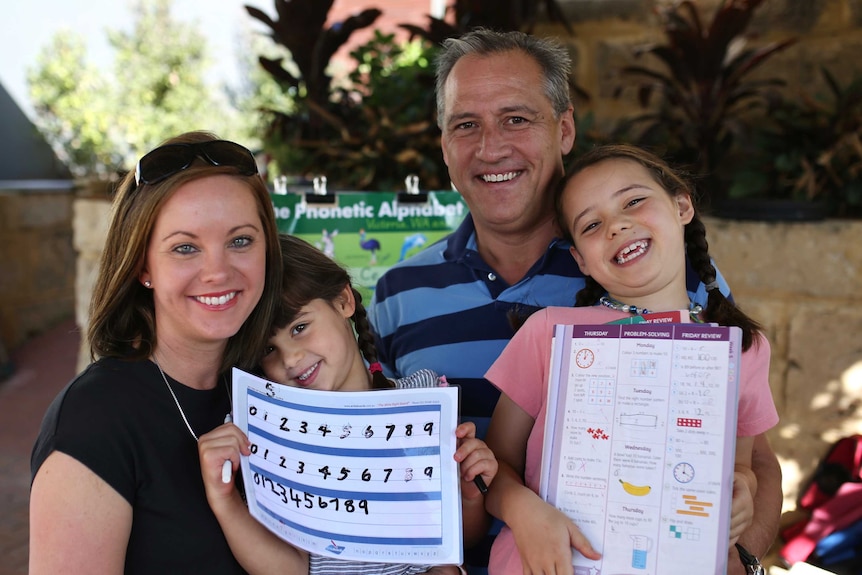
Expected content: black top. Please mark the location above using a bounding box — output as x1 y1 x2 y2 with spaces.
31 357 247 574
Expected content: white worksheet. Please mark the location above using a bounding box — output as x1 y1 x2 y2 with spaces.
540 323 741 575
231 368 463 565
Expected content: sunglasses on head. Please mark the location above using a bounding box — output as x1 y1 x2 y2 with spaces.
134 140 259 186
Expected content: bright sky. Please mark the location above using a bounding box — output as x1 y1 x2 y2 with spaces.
0 0 265 119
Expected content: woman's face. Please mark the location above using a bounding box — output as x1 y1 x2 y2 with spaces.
140 175 267 351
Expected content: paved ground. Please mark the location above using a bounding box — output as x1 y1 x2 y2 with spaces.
0 319 79 575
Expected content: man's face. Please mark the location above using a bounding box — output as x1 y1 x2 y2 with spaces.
440 50 575 236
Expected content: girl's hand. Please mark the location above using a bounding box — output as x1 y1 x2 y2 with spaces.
197 423 250 507
453 422 498 499
728 468 756 546
510 498 600 575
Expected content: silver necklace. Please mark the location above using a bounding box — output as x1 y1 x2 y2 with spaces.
599 295 704 323
154 358 201 442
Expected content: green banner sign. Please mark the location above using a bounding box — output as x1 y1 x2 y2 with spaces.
271 191 468 302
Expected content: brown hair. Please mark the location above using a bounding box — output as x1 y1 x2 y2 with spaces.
273 234 391 389
554 144 762 350
87 130 282 372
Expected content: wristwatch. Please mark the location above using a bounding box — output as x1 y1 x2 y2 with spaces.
736 543 765 575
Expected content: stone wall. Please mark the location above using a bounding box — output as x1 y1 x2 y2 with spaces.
543 0 862 130
73 197 112 371
0 186 75 351
706 217 862 515
73 195 862 520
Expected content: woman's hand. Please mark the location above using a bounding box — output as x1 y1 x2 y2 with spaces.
197 422 250 508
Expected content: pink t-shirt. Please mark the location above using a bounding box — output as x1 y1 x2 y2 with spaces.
484 306 778 575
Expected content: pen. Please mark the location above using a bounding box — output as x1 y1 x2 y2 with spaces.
221 413 233 484
473 475 488 494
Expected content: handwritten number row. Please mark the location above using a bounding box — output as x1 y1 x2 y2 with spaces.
250 446 435 482
254 472 369 514
248 405 434 440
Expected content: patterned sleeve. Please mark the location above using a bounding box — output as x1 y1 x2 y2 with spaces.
393 369 447 389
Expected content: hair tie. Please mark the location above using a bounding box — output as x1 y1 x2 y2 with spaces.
705 280 720 292
368 362 383 374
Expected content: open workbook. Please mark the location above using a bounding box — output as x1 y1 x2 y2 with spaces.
540 321 741 575
230 368 463 566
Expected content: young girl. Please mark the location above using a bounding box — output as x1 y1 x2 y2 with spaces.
198 234 497 575
482 144 779 574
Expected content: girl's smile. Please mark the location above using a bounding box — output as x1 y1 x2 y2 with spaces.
292 360 321 387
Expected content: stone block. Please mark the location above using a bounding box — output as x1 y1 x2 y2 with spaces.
0 191 74 348
16 193 72 228
772 306 862 503
751 0 827 34
560 0 651 23
705 218 862 301
73 199 111 253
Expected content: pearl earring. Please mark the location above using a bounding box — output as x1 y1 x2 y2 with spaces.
144 280 152 288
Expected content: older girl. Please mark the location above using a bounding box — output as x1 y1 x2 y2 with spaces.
483 145 778 575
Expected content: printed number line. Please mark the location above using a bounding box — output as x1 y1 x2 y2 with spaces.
249 388 443 416
250 425 441 457
257 503 443 546
250 464 443 501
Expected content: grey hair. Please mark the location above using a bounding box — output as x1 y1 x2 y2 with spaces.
434 28 572 128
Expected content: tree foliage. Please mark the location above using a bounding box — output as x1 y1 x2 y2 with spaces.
27 0 249 178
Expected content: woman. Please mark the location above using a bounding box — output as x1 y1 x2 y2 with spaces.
29 131 282 574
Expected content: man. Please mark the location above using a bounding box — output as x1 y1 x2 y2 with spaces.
369 28 780 574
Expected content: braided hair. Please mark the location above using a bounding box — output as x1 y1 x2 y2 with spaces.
554 144 761 351
272 234 392 389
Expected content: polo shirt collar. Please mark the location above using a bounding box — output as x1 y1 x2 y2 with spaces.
443 213 572 274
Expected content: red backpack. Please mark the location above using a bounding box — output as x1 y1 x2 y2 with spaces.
780 434 862 566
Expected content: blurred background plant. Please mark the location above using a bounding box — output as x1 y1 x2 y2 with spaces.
730 67 862 218
246 0 442 189
245 0 576 190
27 0 250 179
612 0 796 209
23 0 862 218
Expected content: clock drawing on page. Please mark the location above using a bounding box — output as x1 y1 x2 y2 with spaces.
575 348 595 368
673 461 695 483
